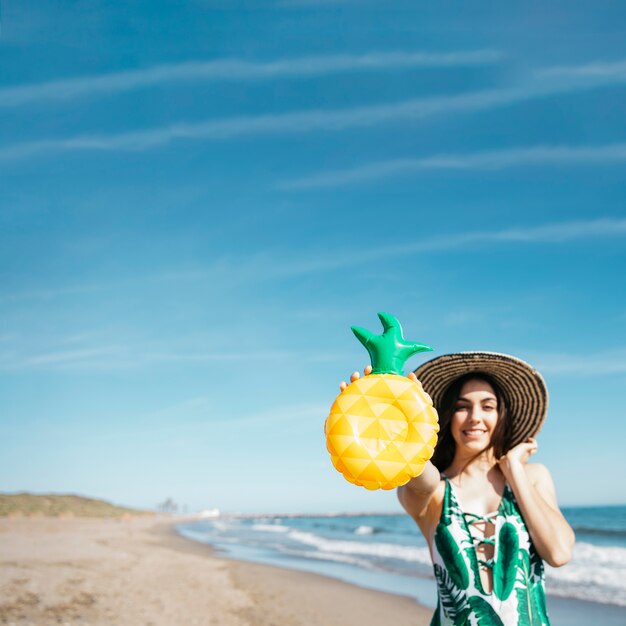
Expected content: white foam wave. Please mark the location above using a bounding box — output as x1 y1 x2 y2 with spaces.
354 525 375 535
286 529 432 565
210 520 234 532
277 545 376 570
252 523 290 533
546 541 626 606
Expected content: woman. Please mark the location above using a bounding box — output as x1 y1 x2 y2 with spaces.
342 352 574 626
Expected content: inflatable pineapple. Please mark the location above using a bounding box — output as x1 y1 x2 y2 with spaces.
325 312 439 490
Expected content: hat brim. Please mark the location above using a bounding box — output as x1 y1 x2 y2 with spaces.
413 352 548 448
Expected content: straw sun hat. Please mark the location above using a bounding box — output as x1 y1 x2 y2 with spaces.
413 352 549 448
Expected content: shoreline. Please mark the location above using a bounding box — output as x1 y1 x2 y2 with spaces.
0 516 432 626
3 515 624 626
156 519 434 625
174 518 626 626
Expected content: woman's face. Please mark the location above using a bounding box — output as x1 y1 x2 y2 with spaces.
450 378 499 451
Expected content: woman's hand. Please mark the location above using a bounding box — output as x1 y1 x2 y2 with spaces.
339 367 417 391
498 437 538 476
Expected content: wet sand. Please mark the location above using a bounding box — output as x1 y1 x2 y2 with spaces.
0 516 431 626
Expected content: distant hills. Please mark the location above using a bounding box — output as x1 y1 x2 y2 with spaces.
0 493 151 518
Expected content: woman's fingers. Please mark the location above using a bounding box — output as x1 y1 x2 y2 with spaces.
339 371 360 391
339 366 370 392
407 372 417 381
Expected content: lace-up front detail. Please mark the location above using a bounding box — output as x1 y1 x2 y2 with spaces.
463 511 498 570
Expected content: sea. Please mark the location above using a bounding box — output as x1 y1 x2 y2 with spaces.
177 504 626 625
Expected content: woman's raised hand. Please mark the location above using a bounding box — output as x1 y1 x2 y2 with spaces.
499 437 538 469
339 366 417 391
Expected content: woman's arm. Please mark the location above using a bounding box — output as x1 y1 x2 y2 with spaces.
498 440 575 567
397 371 443 532
397 459 441 520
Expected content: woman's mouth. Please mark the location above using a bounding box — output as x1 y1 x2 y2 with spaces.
463 429 487 437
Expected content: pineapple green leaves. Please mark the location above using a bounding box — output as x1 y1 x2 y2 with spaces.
351 312 432 375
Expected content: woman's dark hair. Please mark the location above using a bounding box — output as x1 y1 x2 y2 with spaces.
431 372 513 472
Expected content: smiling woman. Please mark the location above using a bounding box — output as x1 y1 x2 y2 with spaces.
388 352 576 625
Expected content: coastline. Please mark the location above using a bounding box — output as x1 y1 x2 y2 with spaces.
176 516 626 626
0 516 432 626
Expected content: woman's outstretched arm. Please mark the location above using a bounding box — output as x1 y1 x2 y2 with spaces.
396 371 442 532
397 459 441 520
499 440 575 567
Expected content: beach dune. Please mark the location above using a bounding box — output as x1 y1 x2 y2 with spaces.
0 516 431 626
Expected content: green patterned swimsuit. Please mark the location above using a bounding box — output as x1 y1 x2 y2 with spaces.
430 478 550 626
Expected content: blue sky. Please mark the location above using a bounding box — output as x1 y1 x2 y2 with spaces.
1 1 625 513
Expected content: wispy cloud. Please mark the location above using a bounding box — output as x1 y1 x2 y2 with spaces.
3 60 626 161
534 58 626 80
0 282 120 303
532 348 626 376
0 347 288 371
0 342 342 371
0 50 501 108
111 402 329 444
0 89 520 160
91 216 626 284
279 217 626 271
278 143 626 189
277 0 360 6
22 347 126 367
1 218 624 307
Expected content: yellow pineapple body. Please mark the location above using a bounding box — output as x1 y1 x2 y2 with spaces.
325 374 439 490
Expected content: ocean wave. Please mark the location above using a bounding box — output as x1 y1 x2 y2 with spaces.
572 525 626 538
276 545 378 570
251 523 290 533
286 529 432 565
547 583 626 607
546 541 626 606
182 514 626 608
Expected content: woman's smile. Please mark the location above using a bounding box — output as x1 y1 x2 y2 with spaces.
462 428 488 438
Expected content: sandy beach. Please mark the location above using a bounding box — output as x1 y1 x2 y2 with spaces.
0 516 432 626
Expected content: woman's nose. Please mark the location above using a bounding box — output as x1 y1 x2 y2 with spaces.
467 409 482 422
